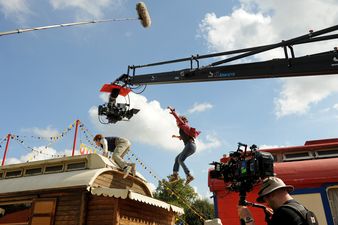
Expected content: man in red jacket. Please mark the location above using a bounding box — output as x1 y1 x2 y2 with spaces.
167 106 201 185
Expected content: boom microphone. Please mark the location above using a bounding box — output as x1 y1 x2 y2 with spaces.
136 2 151 28
0 2 151 37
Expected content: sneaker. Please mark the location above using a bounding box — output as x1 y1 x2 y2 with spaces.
185 174 194 185
168 173 179 183
123 166 132 179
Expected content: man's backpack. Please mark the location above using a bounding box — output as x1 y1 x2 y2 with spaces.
282 202 318 225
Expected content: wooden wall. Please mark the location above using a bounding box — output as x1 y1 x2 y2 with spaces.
40 191 85 225
86 195 118 225
0 189 85 225
119 198 175 225
1 183 175 225
87 195 175 225
93 171 152 196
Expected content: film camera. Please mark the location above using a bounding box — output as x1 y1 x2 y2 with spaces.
98 88 140 124
210 143 274 204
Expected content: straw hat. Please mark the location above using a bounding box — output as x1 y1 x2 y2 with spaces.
256 177 294 203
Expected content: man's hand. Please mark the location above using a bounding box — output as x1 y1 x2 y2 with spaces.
264 207 273 217
172 135 181 140
238 206 255 224
167 106 175 113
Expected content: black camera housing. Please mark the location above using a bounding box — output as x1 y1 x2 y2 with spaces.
98 102 140 124
97 87 140 124
210 143 274 193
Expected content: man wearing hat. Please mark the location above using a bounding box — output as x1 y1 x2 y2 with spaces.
238 176 317 225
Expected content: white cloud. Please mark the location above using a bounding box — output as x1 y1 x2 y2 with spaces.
0 0 127 26
89 93 221 152
275 76 338 117
2 146 67 165
49 0 124 19
333 104 338 111
196 134 221 150
188 102 213 113
199 9 276 54
0 0 32 23
198 0 338 117
21 126 59 138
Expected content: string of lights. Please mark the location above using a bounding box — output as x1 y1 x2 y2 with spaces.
78 122 102 153
45 120 77 148
125 150 206 222
12 135 65 161
12 120 78 150
0 136 7 151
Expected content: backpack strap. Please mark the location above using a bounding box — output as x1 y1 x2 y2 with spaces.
281 202 318 225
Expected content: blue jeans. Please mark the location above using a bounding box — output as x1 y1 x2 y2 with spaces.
173 142 196 175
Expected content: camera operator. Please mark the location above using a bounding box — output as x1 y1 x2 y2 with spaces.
93 134 135 179
238 176 318 225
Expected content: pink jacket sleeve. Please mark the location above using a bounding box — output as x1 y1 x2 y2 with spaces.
170 110 192 135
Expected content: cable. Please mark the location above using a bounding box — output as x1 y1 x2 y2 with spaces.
78 122 102 153
12 135 63 160
129 84 147 94
0 136 7 150
124 151 191 224
124 149 207 223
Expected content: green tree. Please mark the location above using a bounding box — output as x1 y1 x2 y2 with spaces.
153 177 198 207
185 199 214 225
153 176 215 225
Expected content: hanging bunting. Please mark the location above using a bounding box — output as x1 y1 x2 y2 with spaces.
79 143 97 155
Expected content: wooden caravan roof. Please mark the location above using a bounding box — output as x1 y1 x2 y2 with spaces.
0 154 151 195
0 167 110 194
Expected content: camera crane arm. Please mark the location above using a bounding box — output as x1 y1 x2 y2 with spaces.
99 25 338 124
113 24 338 86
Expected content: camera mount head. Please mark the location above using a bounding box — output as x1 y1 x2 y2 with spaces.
98 85 140 124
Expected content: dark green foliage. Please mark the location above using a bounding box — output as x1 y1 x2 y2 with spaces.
185 199 215 225
153 177 198 207
153 176 215 225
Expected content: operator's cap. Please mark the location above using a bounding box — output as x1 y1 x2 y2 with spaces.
256 177 294 203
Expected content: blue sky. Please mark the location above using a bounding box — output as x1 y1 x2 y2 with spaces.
0 0 338 198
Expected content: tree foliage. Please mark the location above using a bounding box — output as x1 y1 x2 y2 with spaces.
153 177 198 207
185 199 214 225
153 176 215 225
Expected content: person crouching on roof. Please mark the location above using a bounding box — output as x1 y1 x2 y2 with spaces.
93 134 134 179
168 106 201 185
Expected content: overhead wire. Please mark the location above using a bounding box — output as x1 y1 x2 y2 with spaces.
0 136 7 150
124 149 207 223
78 122 102 153
2 120 78 162
11 135 64 160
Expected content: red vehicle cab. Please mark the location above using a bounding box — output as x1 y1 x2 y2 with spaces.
208 138 338 225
